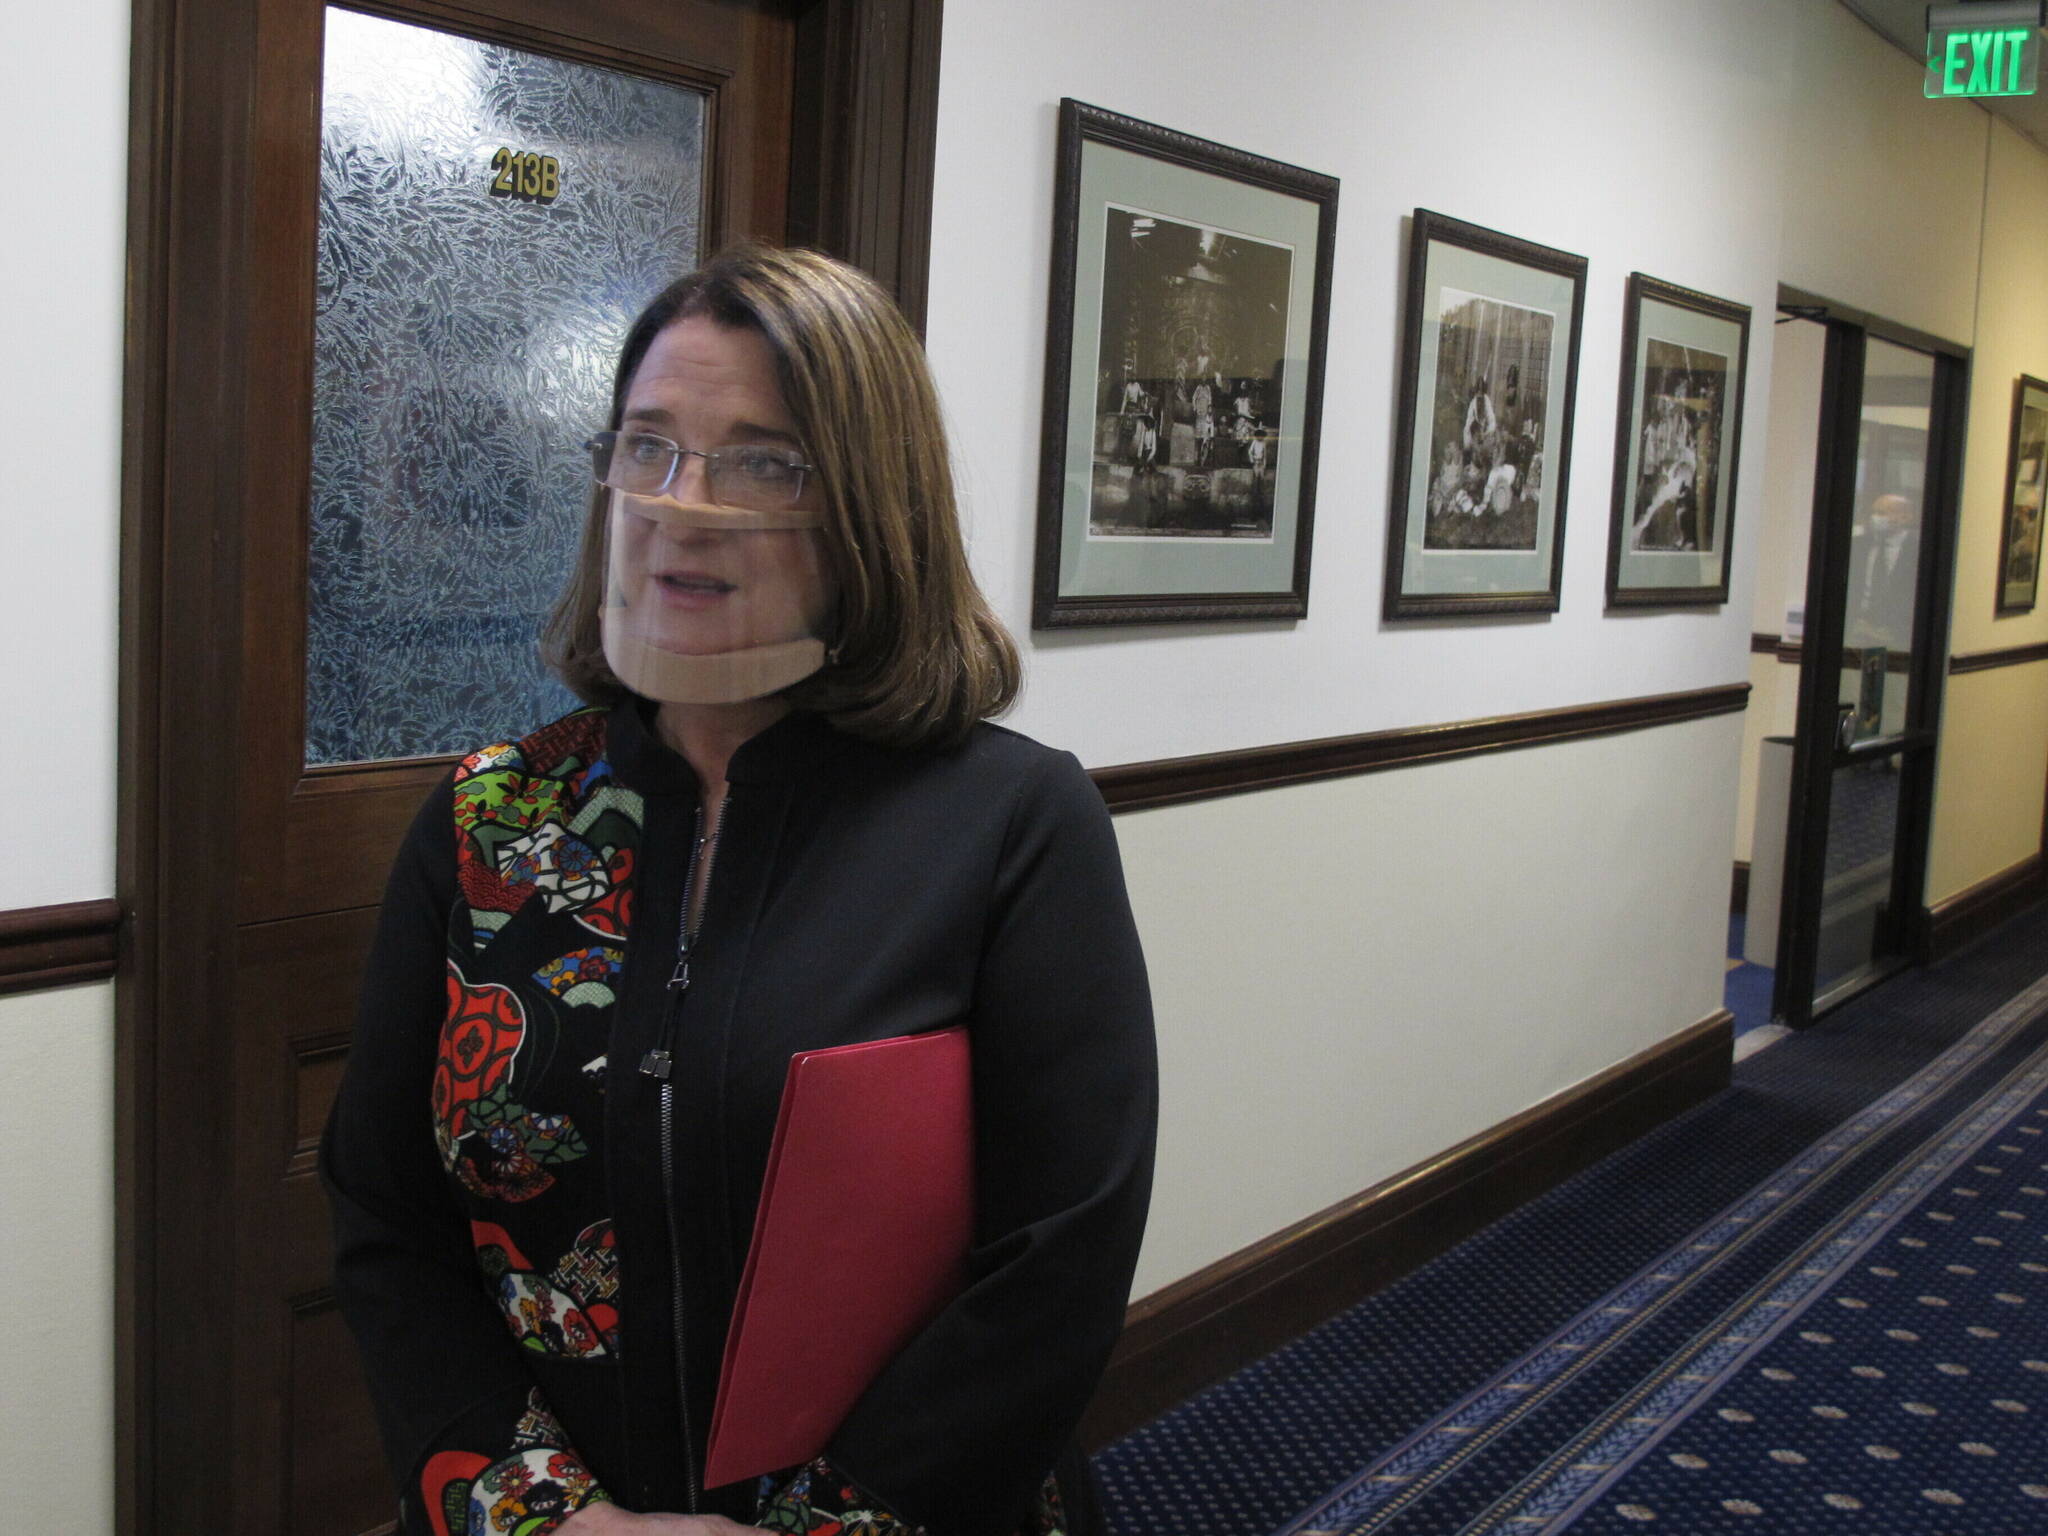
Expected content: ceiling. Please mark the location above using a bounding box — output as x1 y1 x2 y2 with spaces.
1838 0 2048 151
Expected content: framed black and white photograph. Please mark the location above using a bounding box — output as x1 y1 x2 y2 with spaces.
1034 99 1337 627
1605 274 1751 607
1996 373 2046 615
1385 210 1586 618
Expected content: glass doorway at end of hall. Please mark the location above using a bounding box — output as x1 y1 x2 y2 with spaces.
1773 292 1965 1029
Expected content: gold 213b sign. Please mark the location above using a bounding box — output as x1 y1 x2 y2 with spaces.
490 147 561 204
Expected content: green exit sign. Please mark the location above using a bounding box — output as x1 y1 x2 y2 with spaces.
1926 2 2044 98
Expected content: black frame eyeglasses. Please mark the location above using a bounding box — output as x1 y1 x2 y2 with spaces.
585 430 816 510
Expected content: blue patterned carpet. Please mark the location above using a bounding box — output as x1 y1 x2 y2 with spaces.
1095 904 2048 1536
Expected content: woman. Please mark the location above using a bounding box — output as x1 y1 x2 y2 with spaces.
322 245 1158 1536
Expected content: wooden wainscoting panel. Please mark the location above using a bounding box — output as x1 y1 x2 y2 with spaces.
284 1290 397 1536
1080 1010 1733 1447
231 904 383 1532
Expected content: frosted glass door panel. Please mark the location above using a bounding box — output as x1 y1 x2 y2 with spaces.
308 6 705 766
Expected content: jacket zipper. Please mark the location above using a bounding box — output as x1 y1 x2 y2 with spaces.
638 794 726 1515
657 1078 698 1512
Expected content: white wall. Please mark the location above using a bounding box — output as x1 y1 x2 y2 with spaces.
929 0 1786 1295
1 0 125 910
0 0 127 1527
1932 662 2048 898
927 0 2048 1297
1751 320 1825 646
1120 714 1736 1292
1778 14 1986 346
0 986 116 1535
1950 125 2048 659
1734 319 1823 864
1928 120 2048 902
935 0 1780 767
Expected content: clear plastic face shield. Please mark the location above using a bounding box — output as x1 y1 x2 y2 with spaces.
588 430 834 705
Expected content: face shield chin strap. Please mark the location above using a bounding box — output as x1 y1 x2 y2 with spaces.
606 633 830 706
600 489 833 706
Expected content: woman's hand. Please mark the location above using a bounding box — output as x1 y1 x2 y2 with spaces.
557 1503 754 1533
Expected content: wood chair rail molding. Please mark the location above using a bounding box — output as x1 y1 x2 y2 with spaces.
1090 682 1749 815
1749 633 1917 672
0 899 122 997
1948 640 2048 674
0 686 1747 999
15 682 1746 1008
1747 632 2048 675
1757 632 2048 675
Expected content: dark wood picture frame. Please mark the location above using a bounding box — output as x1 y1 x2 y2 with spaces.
1385 210 1586 619
1995 373 2047 615
1034 99 1337 628
1605 273 1750 608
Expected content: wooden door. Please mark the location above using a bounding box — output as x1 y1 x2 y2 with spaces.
117 2 939 1532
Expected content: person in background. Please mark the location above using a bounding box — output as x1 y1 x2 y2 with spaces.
1849 491 1921 653
323 244 1159 1536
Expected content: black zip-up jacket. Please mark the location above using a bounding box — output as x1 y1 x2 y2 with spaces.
321 700 1158 1535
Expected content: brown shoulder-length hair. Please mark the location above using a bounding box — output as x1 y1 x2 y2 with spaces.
541 243 1020 750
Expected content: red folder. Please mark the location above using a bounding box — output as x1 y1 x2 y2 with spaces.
702 1027 974 1488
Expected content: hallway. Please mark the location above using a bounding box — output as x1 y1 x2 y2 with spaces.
1097 902 2048 1535
12 4 2048 1530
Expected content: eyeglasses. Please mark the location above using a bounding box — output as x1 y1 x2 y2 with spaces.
585 430 815 510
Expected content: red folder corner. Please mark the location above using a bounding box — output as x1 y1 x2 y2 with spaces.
702 1027 974 1489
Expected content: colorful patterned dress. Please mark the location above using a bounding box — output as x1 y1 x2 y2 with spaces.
322 703 1156 1536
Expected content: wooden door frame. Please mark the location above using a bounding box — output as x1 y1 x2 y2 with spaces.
113 1 942 1529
